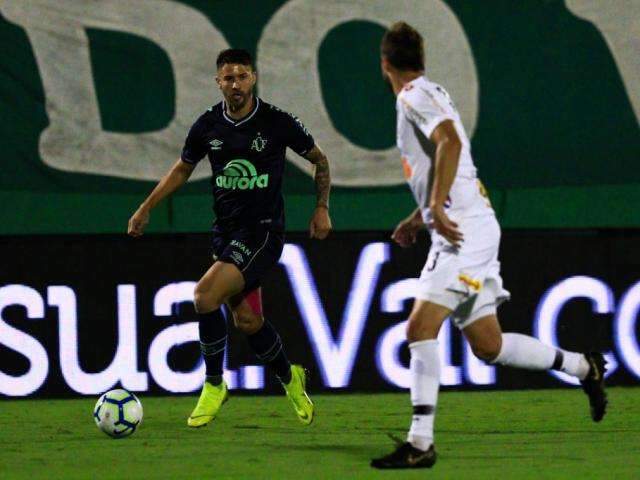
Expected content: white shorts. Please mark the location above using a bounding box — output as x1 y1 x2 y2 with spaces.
414 214 510 330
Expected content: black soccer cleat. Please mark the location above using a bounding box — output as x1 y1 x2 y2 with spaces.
580 352 608 422
371 441 437 469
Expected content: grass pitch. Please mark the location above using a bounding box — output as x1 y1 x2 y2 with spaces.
1 388 639 479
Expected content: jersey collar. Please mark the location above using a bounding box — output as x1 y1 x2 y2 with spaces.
222 96 260 126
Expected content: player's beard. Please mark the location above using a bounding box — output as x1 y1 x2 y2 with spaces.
227 91 250 112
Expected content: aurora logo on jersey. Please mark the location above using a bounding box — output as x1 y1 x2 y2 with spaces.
215 159 269 190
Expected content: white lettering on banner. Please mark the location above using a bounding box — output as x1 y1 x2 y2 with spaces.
377 278 494 386
148 323 203 393
241 366 265 390
258 0 478 186
49 285 148 394
279 243 389 387
614 281 640 379
149 281 203 393
377 278 468 387
0 1 635 187
0 285 48 396
149 281 243 392
2 261 640 396
0 0 228 181
533 276 618 385
566 1 640 123
377 320 411 387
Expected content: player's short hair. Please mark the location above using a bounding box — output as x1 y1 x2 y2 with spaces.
381 22 425 71
216 48 254 70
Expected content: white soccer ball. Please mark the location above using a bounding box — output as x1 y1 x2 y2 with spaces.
93 389 143 438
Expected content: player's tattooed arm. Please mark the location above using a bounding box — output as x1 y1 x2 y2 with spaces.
304 144 333 239
305 145 331 209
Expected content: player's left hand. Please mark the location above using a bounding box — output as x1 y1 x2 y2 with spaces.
309 206 332 239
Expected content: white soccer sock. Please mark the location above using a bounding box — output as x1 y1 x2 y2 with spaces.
558 350 590 380
493 333 556 369
407 339 439 451
493 333 589 380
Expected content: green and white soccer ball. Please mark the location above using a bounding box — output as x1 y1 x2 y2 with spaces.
93 389 143 438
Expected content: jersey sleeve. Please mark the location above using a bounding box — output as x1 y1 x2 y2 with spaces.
180 117 208 165
281 111 315 157
399 89 455 140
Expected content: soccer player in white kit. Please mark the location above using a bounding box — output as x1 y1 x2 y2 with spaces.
370 22 608 470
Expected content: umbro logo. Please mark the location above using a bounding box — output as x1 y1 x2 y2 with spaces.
230 251 244 265
209 139 223 150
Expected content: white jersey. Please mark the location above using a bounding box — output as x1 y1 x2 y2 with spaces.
396 76 492 224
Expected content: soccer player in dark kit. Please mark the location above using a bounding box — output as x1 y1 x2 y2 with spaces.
128 49 332 427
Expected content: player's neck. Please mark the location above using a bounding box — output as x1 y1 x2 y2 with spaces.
391 70 424 96
226 95 256 120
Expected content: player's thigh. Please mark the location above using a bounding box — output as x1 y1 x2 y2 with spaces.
227 288 264 334
462 314 503 361
407 299 452 342
194 260 246 312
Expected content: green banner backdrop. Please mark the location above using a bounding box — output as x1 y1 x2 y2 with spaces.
1 0 638 234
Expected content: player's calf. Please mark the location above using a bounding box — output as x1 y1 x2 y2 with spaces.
468 336 502 362
233 311 264 335
462 314 503 362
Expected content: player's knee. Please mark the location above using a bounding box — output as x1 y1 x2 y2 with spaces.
406 315 439 343
406 321 420 343
471 336 502 362
235 312 264 335
193 286 224 313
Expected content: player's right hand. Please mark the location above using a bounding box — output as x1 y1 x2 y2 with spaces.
391 219 420 248
128 208 150 237
430 204 463 247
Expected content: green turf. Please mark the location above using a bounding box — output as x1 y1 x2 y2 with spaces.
1 388 639 479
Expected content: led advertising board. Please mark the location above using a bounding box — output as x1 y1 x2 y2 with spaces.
1 231 638 397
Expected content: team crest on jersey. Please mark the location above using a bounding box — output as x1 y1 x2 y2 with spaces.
251 132 267 152
209 139 223 150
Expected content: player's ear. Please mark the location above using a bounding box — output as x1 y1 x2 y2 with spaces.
215 74 221 88
380 56 389 74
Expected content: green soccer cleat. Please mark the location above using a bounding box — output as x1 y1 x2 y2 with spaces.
282 365 314 425
187 380 229 428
